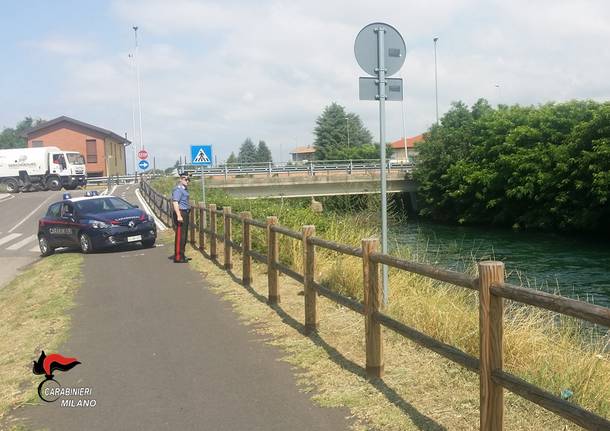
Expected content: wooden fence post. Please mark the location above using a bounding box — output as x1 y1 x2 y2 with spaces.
198 202 205 252
303 225 317 334
209 204 217 259
478 261 505 431
241 211 252 286
223 207 233 269
190 200 196 246
363 238 384 378
266 216 279 304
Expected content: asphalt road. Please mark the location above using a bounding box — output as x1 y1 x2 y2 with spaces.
12 185 350 430
0 190 66 287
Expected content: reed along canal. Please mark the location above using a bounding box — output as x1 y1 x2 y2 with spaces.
390 222 610 307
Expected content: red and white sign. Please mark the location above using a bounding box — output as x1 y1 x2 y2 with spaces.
138 149 149 160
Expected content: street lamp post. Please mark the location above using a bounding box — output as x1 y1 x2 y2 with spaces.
433 36 439 124
133 26 144 151
345 116 350 148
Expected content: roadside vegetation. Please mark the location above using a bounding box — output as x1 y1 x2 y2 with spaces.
0 253 82 423
152 177 610 424
414 99 610 235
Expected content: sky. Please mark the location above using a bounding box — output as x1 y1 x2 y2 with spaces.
1 0 610 172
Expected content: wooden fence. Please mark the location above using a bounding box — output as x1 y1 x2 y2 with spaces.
140 181 610 431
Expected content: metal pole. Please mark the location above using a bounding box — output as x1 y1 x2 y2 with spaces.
401 82 408 163
346 116 350 148
134 26 144 151
376 26 389 304
201 165 206 229
129 53 137 174
433 36 439 124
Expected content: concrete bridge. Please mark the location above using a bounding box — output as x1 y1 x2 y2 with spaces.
205 171 418 199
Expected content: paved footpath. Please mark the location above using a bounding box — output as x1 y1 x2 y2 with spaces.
14 186 350 430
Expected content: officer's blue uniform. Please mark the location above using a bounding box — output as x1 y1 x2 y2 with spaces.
172 180 190 262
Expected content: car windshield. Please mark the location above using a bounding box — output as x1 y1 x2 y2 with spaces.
66 153 85 165
75 197 135 214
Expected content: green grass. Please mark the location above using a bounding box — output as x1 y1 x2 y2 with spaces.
0 253 83 423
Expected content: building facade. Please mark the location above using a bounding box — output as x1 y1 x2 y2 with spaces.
389 134 424 162
289 146 316 163
25 116 130 177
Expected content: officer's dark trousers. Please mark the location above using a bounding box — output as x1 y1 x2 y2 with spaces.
173 209 189 262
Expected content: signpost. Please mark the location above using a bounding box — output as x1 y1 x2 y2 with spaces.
355 22 406 304
138 149 148 160
138 159 149 170
190 145 213 221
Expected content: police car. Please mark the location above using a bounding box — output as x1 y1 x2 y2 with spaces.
37 191 157 256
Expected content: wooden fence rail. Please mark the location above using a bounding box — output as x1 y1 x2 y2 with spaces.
139 181 610 431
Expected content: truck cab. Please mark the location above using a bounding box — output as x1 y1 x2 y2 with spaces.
49 151 87 190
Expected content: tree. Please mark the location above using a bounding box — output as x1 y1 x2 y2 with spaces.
313 102 373 160
237 138 257 163
226 152 238 164
0 117 45 149
255 140 273 163
413 99 610 235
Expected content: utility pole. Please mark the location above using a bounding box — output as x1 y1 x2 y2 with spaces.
433 36 439 124
133 26 144 151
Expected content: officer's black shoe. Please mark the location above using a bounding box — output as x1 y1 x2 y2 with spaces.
174 259 189 263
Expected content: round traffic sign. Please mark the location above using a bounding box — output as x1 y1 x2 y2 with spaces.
354 22 406 77
138 149 148 160
138 160 150 170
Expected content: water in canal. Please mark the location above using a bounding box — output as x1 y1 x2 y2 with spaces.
390 221 610 307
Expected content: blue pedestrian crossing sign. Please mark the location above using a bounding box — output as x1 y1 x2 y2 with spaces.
191 145 213 166
138 159 150 170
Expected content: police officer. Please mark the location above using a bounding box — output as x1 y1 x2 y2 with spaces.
172 172 191 263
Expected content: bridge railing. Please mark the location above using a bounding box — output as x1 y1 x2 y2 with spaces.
178 159 414 178
139 180 610 431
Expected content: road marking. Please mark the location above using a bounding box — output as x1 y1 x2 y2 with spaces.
7 235 37 250
134 188 167 231
0 193 14 203
0 233 22 246
29 245 41 252
8 193 56 233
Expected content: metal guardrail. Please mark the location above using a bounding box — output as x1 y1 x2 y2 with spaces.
178 159 415 178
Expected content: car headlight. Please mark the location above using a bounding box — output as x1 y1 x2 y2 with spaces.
88 220 110 229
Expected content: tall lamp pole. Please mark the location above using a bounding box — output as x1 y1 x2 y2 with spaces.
345 116 350 148
133 26 144 151
128 53 137 174
433 36 439 124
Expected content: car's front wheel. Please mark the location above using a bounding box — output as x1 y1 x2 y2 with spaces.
142 238 156 248
38 235 54 257
79 233 94 254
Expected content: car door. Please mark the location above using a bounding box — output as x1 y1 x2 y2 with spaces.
41 202 63 247
59 202 79 245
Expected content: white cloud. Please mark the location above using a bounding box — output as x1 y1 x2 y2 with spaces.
29 37 93 56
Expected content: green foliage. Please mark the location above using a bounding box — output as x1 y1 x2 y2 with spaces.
0 117 45 149
414 99 610 234
255 140 273 163
313 102 373 160
237 138 257 163
226 152 238 164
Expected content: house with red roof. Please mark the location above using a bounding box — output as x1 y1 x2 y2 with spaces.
389 134 424 162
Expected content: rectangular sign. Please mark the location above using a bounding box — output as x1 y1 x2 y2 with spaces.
359 77 403 101
191 145 213 166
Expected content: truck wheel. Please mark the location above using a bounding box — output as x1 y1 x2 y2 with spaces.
4 178 19 193
46 176 61 191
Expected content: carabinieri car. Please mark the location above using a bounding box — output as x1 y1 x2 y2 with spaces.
37 192 157 256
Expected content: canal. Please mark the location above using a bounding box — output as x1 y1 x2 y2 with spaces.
390 221 610 307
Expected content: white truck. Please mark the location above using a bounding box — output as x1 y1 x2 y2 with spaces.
0 147 87 192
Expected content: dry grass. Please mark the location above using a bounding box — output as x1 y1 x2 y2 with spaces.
0 253 82 422
179 232 593 430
